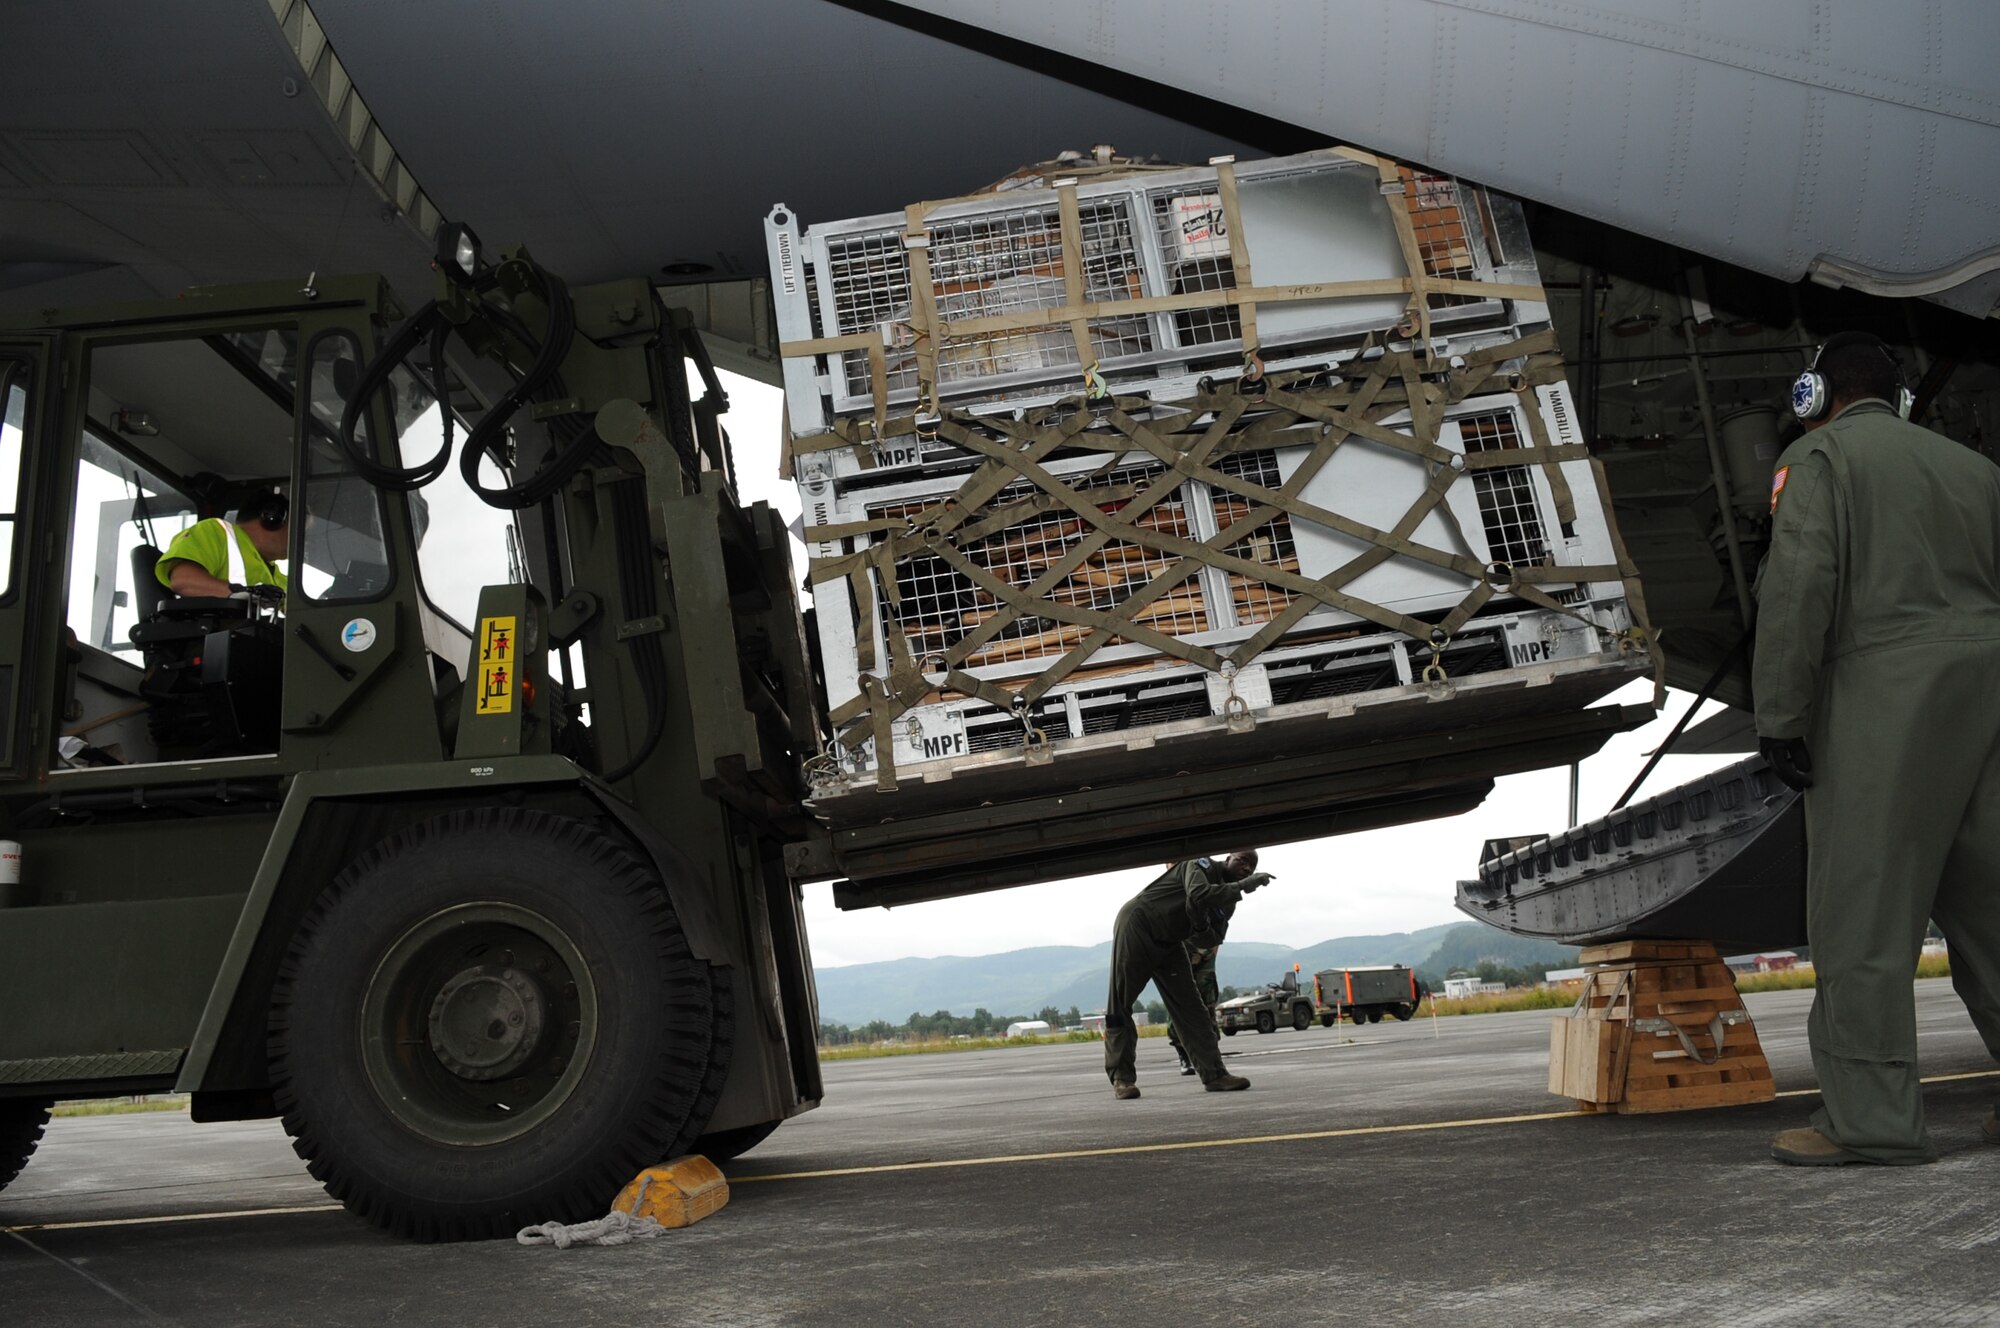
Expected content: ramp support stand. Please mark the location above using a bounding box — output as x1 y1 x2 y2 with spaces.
1549 940 1775 1113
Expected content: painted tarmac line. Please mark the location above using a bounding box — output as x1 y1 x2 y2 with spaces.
5 1069 1993 1232
4 1203 345 1234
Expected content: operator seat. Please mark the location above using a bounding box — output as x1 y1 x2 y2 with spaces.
128 544 282 759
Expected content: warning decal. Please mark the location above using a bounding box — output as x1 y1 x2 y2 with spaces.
1770 465 1790 514
475 615 517 716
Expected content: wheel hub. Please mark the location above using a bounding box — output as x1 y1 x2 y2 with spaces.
360 902 599 1146
427 966 546 1080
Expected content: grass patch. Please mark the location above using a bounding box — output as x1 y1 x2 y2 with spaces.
819 1025 1171 1061
1421 988 1579 1018
53 1095 189 1118
1735 953 1950 994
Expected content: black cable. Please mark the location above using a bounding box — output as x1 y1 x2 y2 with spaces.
335 268 599 511
336 299 452 490
1611 632 1753 812
457 276 599 510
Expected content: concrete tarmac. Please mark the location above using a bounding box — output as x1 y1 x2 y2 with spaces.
4 979 1997 1326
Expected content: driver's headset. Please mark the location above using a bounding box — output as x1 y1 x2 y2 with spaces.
1791 330 1914 422
241 490 289 531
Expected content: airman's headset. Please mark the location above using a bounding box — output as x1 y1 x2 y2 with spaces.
1791 330 1913 422
241 489 290 531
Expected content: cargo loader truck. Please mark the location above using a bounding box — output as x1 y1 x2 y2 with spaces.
0 147 1655 1239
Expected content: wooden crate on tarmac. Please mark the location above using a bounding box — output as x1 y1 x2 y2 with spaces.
1548 940 1775 1113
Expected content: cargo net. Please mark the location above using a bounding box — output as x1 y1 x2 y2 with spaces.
825 199 1152 403
806 327 1661 791
867 463 1206 670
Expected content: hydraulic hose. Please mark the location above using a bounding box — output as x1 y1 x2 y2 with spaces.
335 299 452 491
336 266 599 510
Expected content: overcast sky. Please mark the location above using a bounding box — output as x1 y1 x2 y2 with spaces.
719 371 1741 969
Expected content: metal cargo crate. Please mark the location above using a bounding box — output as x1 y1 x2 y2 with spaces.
770 147 1662 816
767 146 1540 442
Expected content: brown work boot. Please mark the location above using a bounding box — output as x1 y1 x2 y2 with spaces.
1981 1109 1999 1144
1112 1081 1141 1100
1202 1074 1251 1093
1771 1126 1869 1166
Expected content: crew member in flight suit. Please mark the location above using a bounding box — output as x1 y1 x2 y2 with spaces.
1103 852 1269 1098
1167 912 1232 1076
1756 330 2000 1165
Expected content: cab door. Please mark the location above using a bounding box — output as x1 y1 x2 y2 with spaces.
0 339 56 778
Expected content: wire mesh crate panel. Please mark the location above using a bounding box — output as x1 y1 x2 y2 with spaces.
1265 641 1405 705
1404 170 1482 310
1208 447 1301 626
822 231 920 401
960 696 1072 754
1456 410 1553 569
1149 191 1241 348
1075 675 1214 735
864 463 1208 671
930 199 1153 389
1434 627 1513 677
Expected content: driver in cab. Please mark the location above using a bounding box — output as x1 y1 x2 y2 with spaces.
156 490 289 603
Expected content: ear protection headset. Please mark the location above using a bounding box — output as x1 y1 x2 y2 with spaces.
1792 331 1913 422
244 490 289 531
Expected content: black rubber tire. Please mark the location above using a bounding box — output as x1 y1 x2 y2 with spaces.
1366 1008 1384 1024
1291 1003 1313 1032
695 1119 780 1163
269 808 724 1242
1222 1027 1236 1037
1349 1008 1367 1025
1255 1010 1276 1035
1393 1004 1416 1022
1320 1014 1336 1028
0 1099 52 1193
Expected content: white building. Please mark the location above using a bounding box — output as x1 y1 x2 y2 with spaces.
1443 977 1507 999
1004 1020 1052 1039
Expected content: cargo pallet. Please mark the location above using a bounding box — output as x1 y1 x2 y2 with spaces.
1548 940 1775 1113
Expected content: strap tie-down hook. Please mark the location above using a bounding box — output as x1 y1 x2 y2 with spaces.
1422 626 1451 686
1082 361 1109 401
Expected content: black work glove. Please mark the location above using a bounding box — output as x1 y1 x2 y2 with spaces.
1236 871 1274 892
1759 735 1814 791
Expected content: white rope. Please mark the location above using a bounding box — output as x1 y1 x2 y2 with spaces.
515 1208 666 1249
516 1174 667 1248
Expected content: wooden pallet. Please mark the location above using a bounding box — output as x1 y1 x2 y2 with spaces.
1548 939 1775 1114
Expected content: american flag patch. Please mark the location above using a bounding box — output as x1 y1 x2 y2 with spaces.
1770 465 1790 514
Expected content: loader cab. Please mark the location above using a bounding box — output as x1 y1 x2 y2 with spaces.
3 276 511 788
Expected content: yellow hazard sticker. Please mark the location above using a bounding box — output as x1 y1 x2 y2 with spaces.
1770 465 1790 514
475 615 517 716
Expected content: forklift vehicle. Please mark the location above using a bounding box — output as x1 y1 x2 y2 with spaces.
0 230 1648 1240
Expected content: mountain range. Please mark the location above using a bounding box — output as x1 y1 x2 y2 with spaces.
812 921 1576 1026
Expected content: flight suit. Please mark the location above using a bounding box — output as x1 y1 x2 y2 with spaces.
1166 930 1227 1068
1754 399 2000 1162
1105 859 1246 1086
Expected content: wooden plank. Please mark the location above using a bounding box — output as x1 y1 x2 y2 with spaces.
1580 940 1717 964
1617 1081 1775 1113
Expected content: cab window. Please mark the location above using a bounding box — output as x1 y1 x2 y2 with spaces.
60 328 299 768
299 332 394 603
